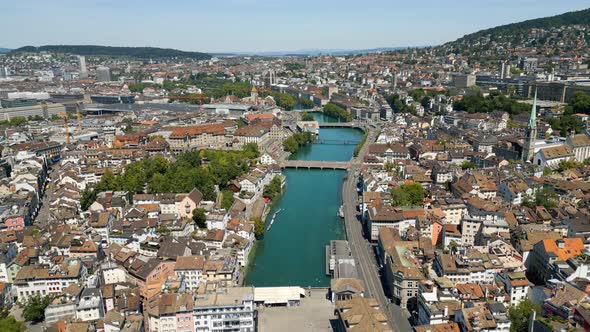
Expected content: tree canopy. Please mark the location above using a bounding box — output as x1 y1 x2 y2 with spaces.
297 97 315 109
453 93 530 115
22 295 52 323
82 146 259 210
221 190 235 210
300 111 315 121
390 182 425 207
0 316 25 332
522 186 558 209
508 299 542 332
323 102 353 121
263 176 283 201
253 217 265 239
192 208 207 229
283 132 314 154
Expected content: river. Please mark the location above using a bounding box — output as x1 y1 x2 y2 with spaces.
244 112 364 287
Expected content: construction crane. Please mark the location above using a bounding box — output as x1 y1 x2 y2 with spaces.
58 112 70 144
58 100 84 131
169 94 204 112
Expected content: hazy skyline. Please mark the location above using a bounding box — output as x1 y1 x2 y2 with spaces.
2 1 589 53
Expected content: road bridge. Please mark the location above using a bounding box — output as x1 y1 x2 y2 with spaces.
318 122 365 130
315 139 360 145
280 160 350 170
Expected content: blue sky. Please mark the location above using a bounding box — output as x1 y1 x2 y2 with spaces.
1 0 588 53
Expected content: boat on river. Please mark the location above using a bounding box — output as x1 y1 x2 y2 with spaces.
266 209 283 231
338 205 344 218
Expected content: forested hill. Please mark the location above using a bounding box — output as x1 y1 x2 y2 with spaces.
437 8 590 59
451 8 590 45
9 45 211 60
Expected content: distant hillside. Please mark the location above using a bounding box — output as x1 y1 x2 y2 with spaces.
0 48 11 54
10 45 211 60
438 8 590 60
455 8 589 43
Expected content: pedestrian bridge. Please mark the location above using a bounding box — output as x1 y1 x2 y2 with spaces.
280 160 350 170
315 139 361 145
318 123 364 130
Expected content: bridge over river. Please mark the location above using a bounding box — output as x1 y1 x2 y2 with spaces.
318 122 365 130
280 160 350 170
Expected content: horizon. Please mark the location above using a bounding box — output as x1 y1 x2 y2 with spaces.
1 1 589 53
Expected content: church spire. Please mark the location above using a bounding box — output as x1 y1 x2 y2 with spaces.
528 89 537 129
522 89 538 162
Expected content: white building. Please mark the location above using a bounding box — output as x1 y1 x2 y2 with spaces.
14 259 86 302
497 179 533 205
76 288 105 322
100 261 127 285
259 153 276 165
566 134 590 162
147 287 255 332
175 256 204 291
533 145 574 170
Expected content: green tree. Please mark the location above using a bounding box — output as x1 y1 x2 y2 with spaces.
22 295 52 323
80 187 97 211
278 94 295 110
390 182 425 207
155 226 170 235
242 143 260 159
283 132 313 153
547 114 583 135
253 217 265 239
556 159 580 172
523 187 558 209
508 299 541 332
569 91 590 114
263 176 283 201
297 97 315 109
301 111 314 121
323 102 353 121
221 190 235 210
461 161 476 170
409 89 425 101
192 208 207 229
353 132 368 157
0 316 25 332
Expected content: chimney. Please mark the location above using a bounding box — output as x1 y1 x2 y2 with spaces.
444 305 449 317
557 239 565 249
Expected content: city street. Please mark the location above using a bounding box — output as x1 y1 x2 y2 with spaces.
342 126 412 331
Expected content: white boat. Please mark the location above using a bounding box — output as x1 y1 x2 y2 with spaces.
338 205 344 218
266 209 283 231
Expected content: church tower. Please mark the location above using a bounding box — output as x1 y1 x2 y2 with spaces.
250 86 259 106
522 90 538 161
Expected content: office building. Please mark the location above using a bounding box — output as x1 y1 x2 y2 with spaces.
78 56 88 78
96 66 111 82
453 74 476 88
0 103 64 120
90 95 134 104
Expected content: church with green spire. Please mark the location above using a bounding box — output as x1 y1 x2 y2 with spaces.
522 90 537 161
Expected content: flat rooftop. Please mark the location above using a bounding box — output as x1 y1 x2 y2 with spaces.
194 287 253 307
257 288 335 332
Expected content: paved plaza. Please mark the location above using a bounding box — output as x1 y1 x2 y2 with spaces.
257 288 336 332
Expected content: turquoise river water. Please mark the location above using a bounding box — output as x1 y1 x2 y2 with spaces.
244 112 364 287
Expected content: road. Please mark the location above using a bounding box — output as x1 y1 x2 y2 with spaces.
342 125 412 332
